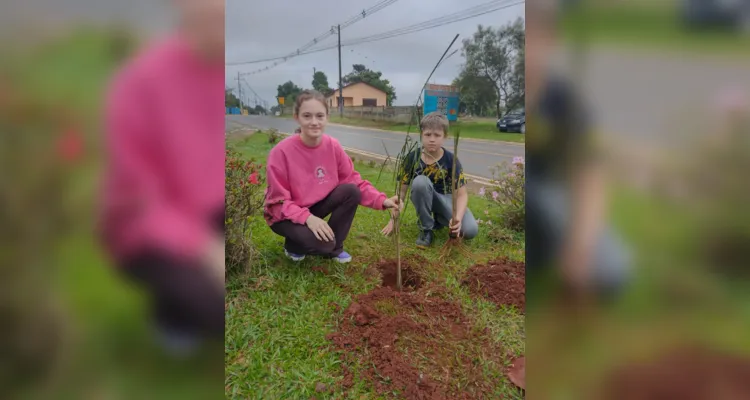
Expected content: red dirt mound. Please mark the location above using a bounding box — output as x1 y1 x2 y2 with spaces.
599 346 750 400
462 258 525 313
327 284 505 400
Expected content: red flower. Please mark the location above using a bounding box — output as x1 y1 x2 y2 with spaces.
57 127 84 163
248 172 259 185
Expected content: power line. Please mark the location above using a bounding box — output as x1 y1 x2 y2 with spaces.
229 0 523 69
227 0 400 69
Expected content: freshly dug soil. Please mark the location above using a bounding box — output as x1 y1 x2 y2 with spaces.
599 346 750 400
506 356 525 390
327 276 505 399
376 259 423 290
462 258 526 313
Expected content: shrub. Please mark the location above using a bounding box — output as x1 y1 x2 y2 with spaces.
225 147 266 273
479 156 525 232
267 128 282 144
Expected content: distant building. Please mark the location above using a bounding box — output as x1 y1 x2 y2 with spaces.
423 83 459 122
326 82 387 108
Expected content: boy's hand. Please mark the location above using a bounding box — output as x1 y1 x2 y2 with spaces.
449 217 462 237
381 219 395 236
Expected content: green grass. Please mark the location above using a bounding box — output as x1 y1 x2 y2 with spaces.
526 183 750 397
562 3 750 57
280 115 526 143
225 132 525 399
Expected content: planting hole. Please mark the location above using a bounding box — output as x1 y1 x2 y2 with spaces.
376 260 422 290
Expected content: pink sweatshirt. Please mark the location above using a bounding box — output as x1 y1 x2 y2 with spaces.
100 35 224 261
264 134 386 225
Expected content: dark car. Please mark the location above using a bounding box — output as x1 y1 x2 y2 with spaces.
682 0 750 33
497 109 525 134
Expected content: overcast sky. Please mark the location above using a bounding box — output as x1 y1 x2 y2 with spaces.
226 0 524 106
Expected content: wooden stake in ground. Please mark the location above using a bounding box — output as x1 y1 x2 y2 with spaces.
441 128 472 260
450 129 460 239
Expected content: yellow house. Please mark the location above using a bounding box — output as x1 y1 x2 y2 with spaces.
326 82 387 108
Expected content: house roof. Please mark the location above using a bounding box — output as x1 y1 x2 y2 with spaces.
326 81 385 97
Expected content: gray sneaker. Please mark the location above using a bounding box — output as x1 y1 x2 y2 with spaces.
415 230 434 248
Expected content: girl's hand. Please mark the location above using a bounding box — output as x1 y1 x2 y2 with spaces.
382 196 401 210
306 215 335 242
202 234 226 289
381 219 395 236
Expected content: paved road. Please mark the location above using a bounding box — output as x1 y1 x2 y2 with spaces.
226 115 524 180
581 46 750 148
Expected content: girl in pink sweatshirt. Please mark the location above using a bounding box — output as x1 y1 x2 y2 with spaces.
100 0 225 353
264 90 400 263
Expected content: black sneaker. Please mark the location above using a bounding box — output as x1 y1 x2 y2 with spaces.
416 230 434 248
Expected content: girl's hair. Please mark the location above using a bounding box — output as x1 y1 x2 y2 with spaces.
294 90 328 115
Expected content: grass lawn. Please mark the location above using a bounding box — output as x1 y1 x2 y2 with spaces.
526 183 750 397
279 114 526 143
562 3 750 58
225 132 526 399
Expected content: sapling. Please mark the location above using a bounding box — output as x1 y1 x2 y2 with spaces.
440 128 473 260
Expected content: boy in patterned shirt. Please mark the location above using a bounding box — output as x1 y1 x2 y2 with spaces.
381 112 478 247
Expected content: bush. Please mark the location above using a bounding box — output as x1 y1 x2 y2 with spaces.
268 128 282 144
225 147 266 273
479 156 525 232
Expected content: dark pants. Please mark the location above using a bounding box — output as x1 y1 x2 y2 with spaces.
270 183 361 257
119 207 225 337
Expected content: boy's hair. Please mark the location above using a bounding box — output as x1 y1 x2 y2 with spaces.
420 112 449 136
294 90 328 115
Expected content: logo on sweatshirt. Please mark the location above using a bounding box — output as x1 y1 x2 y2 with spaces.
315 166 328 184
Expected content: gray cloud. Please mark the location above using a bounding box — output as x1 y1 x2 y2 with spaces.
226 0 524 106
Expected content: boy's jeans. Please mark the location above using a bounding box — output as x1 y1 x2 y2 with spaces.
410 175 479 239
526 178 630 292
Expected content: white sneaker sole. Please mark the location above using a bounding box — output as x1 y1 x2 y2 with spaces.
333 256 352 264
284 249 305 262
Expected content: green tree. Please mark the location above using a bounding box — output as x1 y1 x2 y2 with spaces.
452 72 497 117
342 64 397 106
312 71 333 96
276 81 303 105
225 88 240 108
460 18 525 117
253 105 266 115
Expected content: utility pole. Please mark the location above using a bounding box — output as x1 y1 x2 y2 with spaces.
236 71 243 113
337 24 343 118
